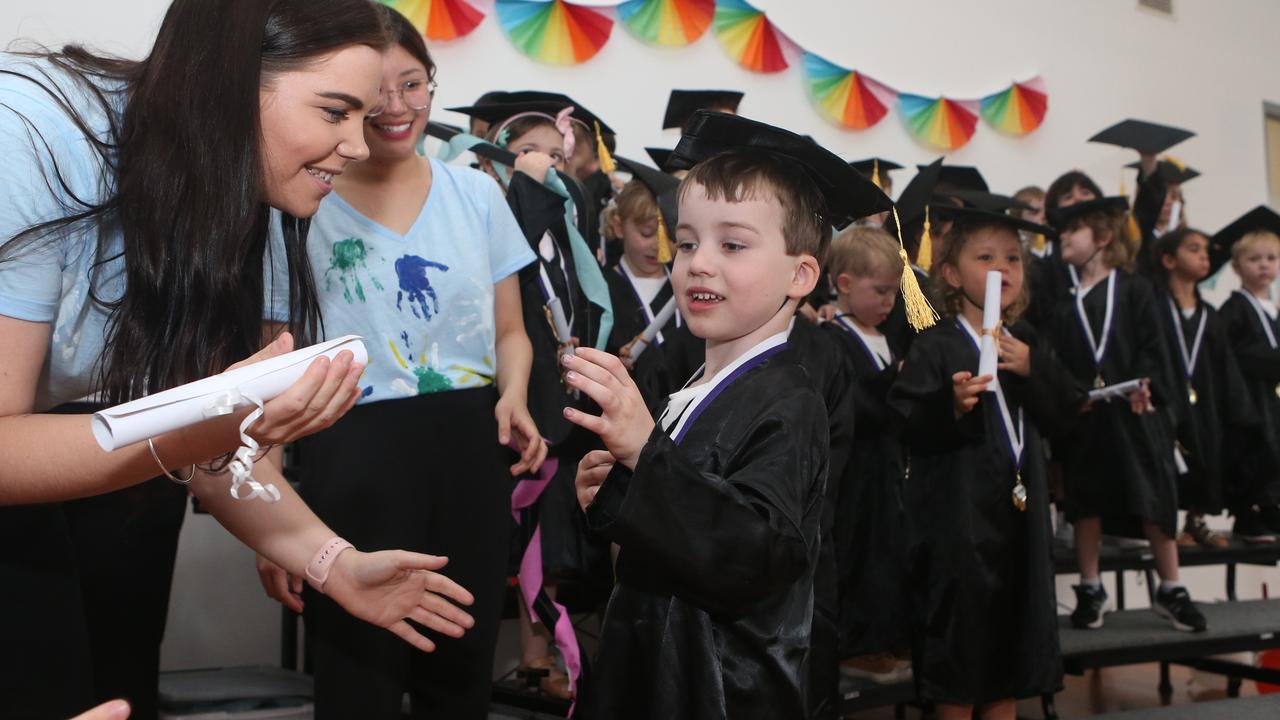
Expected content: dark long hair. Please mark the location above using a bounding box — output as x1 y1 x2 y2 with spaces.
1148 226 1209 293
1045 170 1104 210
1 0 389 404
375 2 437 78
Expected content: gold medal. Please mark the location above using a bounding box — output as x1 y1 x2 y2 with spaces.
1275 383 1280 399
1012 472 1028 512
1188 383 1198 406
1094 373 1106 390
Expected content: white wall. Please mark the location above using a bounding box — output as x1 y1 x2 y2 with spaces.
6 0 1280 670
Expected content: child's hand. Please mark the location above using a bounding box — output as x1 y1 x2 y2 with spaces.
617 339 638 371
1128 377 1153 415
953 371 992 417
816 304 839 322
495 395 548 476
576 449 616 512
997 334 1032 377
561 347 656 469
515 151 556 183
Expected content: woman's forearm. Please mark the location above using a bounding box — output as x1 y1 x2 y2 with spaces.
0 409 250 506
495 326 533 403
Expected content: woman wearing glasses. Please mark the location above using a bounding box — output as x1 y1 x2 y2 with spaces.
254 6 545 718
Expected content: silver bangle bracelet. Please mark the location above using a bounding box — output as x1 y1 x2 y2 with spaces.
148 438 196 486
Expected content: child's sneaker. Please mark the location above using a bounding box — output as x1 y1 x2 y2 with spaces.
1180 514 1229 548
1233 508 1278 544
1153 586 1207 632
1070 584 1110 629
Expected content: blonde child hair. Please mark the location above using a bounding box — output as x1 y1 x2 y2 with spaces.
1231 229 1280 265
828 225 901 280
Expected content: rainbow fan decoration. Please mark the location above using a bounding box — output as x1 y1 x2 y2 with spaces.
802 53 896 131
713 0 788 73
617 0 714 47
898 94 980 151
495 0 614 65
980 76 1048 135
381 0 485 41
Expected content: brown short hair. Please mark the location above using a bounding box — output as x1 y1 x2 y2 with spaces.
679 150 827 258
1011 185 1044 220
932 219 1030 324
828 225 900 279
1068 206 1131 271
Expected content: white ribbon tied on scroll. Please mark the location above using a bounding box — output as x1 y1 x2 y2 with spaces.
628 297 678 363
91 335 368 501
978 271 1002 383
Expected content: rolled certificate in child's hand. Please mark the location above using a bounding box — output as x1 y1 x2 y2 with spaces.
978 270 1001 381
627 297 678 363
547 297 575 357
1166 199 1182 234
1087 378 1144 403
91 335 368 451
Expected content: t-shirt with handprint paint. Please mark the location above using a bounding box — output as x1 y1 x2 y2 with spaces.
267 158 534 404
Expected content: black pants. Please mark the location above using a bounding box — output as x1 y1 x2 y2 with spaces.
0 479 186 720
297 387 512 720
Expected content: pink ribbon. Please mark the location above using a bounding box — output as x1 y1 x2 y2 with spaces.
511 452 582 714
554 106 577 160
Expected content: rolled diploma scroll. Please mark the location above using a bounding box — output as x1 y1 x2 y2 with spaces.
547 297 575 358
1166 199 1182 234
627 297 678 363
978 270 1001 381
1087 378 1144 403
91 335 368 452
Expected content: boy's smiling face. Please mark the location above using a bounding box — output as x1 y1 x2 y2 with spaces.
673 181 814 344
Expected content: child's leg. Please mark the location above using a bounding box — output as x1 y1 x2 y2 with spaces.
978 698 1017 720
936 703 974 720
1144 521 1180 583
1074 516 1102 581
517 593 550 664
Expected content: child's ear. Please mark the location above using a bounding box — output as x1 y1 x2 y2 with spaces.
609 213 624 240
1160 252 1178 272
940 261 963 290
833 271 855 295
789 254 821 299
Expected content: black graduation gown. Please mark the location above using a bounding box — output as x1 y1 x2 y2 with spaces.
506 171 608 581
584 355 829 720
1156 292 1256 514
786 317 857 720
1024 249 1073 333
820 319 909 658
889 319 1074 704
1049 270 1181 537
1218 292 1280 509
604 265 681 410
1133 169 1168 276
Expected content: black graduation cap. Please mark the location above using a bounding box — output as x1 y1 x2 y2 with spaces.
849 158 902 175
924 164 988 193
645 147 675 171
669 110 892 227
447 91 614 135
612 155 680 237
894 158 945 229
1089 119 1194 155
1045 196 1130 231
1124 159 1201 185
937 189 1031 213
932 205 1053 237
663 89 744 131
1209 205 1280 275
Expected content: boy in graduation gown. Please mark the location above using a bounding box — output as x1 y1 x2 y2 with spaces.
565 111 896 719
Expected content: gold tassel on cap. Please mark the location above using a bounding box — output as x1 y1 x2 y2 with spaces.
1032 233 1047 254
656 209 674 264
871 159 882 190
1163 154 1186 172
595 121 615 175
916 206 933 272
891 207 938 331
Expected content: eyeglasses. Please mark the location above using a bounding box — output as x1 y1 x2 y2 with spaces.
367 78 437 118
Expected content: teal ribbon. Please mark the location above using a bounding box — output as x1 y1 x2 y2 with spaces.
436 134 613 350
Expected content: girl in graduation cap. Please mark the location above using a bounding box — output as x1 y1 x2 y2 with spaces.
1046 197 1208 633
890 205 1079 718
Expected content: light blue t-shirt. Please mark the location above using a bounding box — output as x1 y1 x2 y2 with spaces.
0 54 124 411
268 159 535 404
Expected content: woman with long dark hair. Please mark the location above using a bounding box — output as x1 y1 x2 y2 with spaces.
254 6 545 716
0 1 473 717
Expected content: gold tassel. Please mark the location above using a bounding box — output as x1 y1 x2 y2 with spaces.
916 206 933 272
1124 210 1142 247
1163 154 1186 172
871 159 882 190
1033 233 1047 254
891 207 938 331
594 121 615 175
656 209 674 264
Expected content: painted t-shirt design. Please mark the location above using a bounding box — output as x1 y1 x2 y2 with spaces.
395 254 450 320
325 237 383 303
